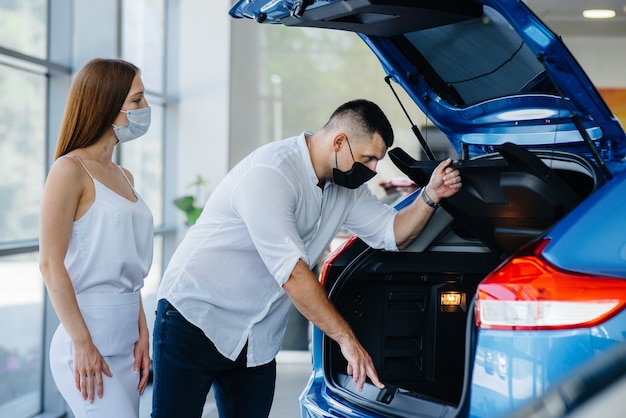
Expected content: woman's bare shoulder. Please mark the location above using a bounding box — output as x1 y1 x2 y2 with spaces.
46 155 90 188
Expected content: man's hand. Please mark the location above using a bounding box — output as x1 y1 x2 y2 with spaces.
337 334 385 391
283 260 384 392
394 158 462 249
424 158 462 203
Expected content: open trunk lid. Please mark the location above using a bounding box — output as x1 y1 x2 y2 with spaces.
230 0 626 175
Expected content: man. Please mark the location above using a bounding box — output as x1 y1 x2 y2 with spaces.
151 99 462 418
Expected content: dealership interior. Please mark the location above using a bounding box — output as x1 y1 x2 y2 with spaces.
1 1 625 417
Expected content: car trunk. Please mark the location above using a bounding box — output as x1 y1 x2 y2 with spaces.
321 144 603 417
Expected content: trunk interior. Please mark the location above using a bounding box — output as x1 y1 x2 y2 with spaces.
322 144 603 417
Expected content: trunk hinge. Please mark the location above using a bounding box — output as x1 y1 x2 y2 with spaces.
385 75 437 161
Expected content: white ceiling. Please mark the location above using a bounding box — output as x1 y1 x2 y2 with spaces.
523 0 626 36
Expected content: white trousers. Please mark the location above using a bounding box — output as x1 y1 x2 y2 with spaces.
50 292 141 418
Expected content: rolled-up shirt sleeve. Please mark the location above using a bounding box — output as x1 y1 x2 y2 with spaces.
230 165 308 286
342 185 398 251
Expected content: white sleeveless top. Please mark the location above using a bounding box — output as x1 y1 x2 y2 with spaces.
63 156 154 294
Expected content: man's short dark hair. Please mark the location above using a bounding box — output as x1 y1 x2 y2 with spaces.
328 99 394 148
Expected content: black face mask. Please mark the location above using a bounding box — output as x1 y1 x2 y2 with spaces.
331 138 376 189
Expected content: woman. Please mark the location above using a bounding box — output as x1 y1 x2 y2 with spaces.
39 58 153 418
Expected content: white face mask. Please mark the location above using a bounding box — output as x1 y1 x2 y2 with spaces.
112 107 151 143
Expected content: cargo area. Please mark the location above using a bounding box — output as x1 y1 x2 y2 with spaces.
321 144 602 417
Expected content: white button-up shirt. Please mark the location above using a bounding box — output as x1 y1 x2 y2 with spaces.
157 132 398 366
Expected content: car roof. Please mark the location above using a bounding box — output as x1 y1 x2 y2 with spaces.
230 0 626 173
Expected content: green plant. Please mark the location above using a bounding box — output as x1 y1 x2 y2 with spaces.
173 175 208 226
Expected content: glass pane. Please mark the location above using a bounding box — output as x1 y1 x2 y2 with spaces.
0 253 43 417
122 0 165 93
121 103 164 225
0 64 46 243
0 0 47 59
398 6 552 106
264 26 391 142
262 26 441 197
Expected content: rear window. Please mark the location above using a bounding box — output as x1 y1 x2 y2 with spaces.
392 6 557 107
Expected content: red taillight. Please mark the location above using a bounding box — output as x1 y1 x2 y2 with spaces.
475 239 626 330
319 235 359 286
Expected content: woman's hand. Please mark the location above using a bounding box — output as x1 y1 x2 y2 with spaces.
73 341 113 402
134 332 151 395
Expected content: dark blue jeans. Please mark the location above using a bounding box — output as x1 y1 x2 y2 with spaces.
151 299 276 418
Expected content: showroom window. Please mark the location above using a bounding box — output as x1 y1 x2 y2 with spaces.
0 1 49 416
0 0 47 59
0 0 170 416
260 25 445 193
0 63 47 243
0 253 43 418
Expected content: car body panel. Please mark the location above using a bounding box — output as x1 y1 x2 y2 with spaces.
504 340 626 418
471 309 626 417
542 169 626 278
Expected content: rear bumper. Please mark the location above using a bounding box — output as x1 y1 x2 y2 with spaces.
300 327 387 418
300 373 388 418
470 309 626 417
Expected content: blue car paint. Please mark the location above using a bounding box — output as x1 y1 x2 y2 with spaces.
471 309 626 417
542 169 626 278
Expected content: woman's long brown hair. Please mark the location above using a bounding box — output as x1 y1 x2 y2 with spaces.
54 58 139 159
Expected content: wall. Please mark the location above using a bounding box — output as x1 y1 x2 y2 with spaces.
564 37 626 88
175 1 232 216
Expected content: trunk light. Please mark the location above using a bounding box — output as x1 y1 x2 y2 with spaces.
475 239 626 330
441 292 462 306
441 291 466 312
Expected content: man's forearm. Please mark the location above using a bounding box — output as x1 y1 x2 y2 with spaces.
282 259 356 345
393 186 437 250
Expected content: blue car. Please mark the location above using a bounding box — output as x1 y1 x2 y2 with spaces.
229 1 626 417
